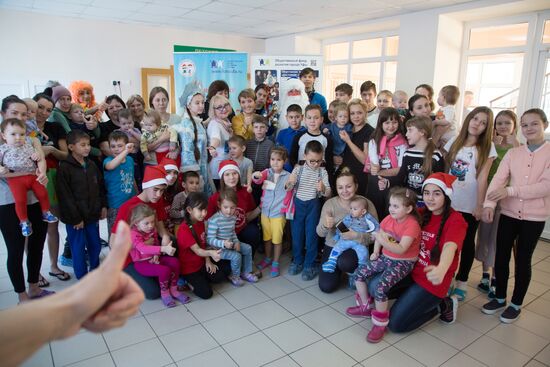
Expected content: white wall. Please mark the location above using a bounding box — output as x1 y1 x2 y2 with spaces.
0 9 265 101
264 35 321 55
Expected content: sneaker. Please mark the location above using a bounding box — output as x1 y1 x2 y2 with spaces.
482 299 506 315
228 275 244 287
288 262 303 276
42 211 58 223
59 255 73 267
270 262 280 277
500 306 521 323
301 266 319 281
20 221 32 237
366 325 386 343
477 278 490 293
346 303 372 318
487 288 496 299
241 272 259 283
451 287 467 301
439 296 458 324
257 258 272 271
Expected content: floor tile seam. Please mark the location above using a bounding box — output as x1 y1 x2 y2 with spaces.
218 330 284 366
421 320 485 350
392 336 457 367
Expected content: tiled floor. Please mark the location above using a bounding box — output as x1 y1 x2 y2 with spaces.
1 223 550 367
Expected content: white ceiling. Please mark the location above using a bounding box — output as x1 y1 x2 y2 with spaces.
0 0 482 39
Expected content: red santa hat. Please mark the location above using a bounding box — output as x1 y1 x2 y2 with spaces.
422 172 456 197
218 159 240 178
142 165 168 190
160 157 179 172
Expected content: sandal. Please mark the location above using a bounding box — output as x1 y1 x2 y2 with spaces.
270 262 280 277
451 287 467 302
49 271 71 281
38 275 50 288
30 289 55 299
256 258 272 271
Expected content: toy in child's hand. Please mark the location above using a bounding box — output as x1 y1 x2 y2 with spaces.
337 221 350 233
252 171 262 180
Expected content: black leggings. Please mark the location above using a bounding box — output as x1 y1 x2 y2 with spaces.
455 212 480 282
182 260 231 299
494 215 545 306
0 203 47 293
318 245 358 293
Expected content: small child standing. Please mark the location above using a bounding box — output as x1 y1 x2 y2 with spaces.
322 196 379 273
140 109 178 165
130 204 190 307
116 108 143 189
207 189 258 286
253 147 291 277
246 116 274 203
276 104 305 172
228 135 253 192
286 140 331 281
56 130 107 279
103 131 136 235
323 102 351 171
434 85 460 149
170 171 201 233
0 118 57 236
347 188 421 343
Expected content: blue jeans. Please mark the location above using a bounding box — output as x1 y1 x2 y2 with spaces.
385 282 441 333
66 222 101 279
291 197 321 269
237 219 261 254
220 242 253 276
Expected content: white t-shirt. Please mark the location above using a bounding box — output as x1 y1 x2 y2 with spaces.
207 119 231 179
444 137 497 214
367 112 379 129
440 105 457 131
368 140 408 169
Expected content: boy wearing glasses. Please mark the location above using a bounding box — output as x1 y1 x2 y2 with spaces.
285 140 331 281
289 104 334 175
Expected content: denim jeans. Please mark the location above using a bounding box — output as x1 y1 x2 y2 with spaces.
290 197 321 269
220 242 253 276
66 222 101 279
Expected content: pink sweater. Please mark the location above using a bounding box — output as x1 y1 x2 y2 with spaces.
483 142 550 222
130 228 162 262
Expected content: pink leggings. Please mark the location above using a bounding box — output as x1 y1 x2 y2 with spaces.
133 256 180 284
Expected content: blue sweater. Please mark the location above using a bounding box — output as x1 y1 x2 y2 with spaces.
276 126 306 172
309 91 327 114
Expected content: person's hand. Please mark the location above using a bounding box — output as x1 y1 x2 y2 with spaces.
224 240 233 249
340 229 357 240
322 127 329 135
35 168 48 186
370 251 379 261
506 134 520 147
0 165 7 175
285 173 296 190
161 235 172 247
252 171 262 180
161 245 175 256
325 212 335 229
473 205 483 221
210 249 222 262
98 100 109 113
424 265 446 285
167 150 179 160
207 146 218 158
84 115 98 130
125 143 134 153
247 185 253 193
482 207 494 223
333 156 343 166
73 221 84 230
370 164 380 175
377 176 389 191
100 207 107 220
493 135 504 145
234 242 241 252
205 261 218 274
487 188 508 202
30 152 40 161
339 130 351 144
41 145 55 156
374 230 388 245
149 255 160 264
57 221 144 337
316 180 325 194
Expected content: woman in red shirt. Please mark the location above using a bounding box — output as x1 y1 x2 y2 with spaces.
206 160 262 252
367 173 467 332
177 192 228 299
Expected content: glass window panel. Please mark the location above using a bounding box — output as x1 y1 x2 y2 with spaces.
464 53 524 111
385 36 399 56
350 63 380 98
353 38 382 58
324 64 349 101
383 61 397 92
469 23 528 49
544 20 550 44
325 42 350 61
540 58 550 132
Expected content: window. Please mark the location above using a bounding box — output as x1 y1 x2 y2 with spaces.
461 21 530 114
323 35 398 102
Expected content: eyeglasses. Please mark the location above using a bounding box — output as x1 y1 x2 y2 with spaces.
214 103 230 111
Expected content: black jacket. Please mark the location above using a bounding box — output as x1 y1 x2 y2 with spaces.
56 154 107 225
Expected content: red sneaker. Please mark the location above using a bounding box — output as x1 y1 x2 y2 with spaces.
346 303 372 318
367 310 389 343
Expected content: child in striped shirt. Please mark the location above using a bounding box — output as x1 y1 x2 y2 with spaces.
286 140 331 281
206 188 258 286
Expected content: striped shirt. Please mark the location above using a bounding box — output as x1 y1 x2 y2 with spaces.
207 211 239 248
246 138 274 171
292 164 331 201
289 131 334 174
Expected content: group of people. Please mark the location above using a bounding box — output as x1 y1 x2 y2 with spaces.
0 69 548 345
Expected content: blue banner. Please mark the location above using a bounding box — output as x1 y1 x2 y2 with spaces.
173 52 248 115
